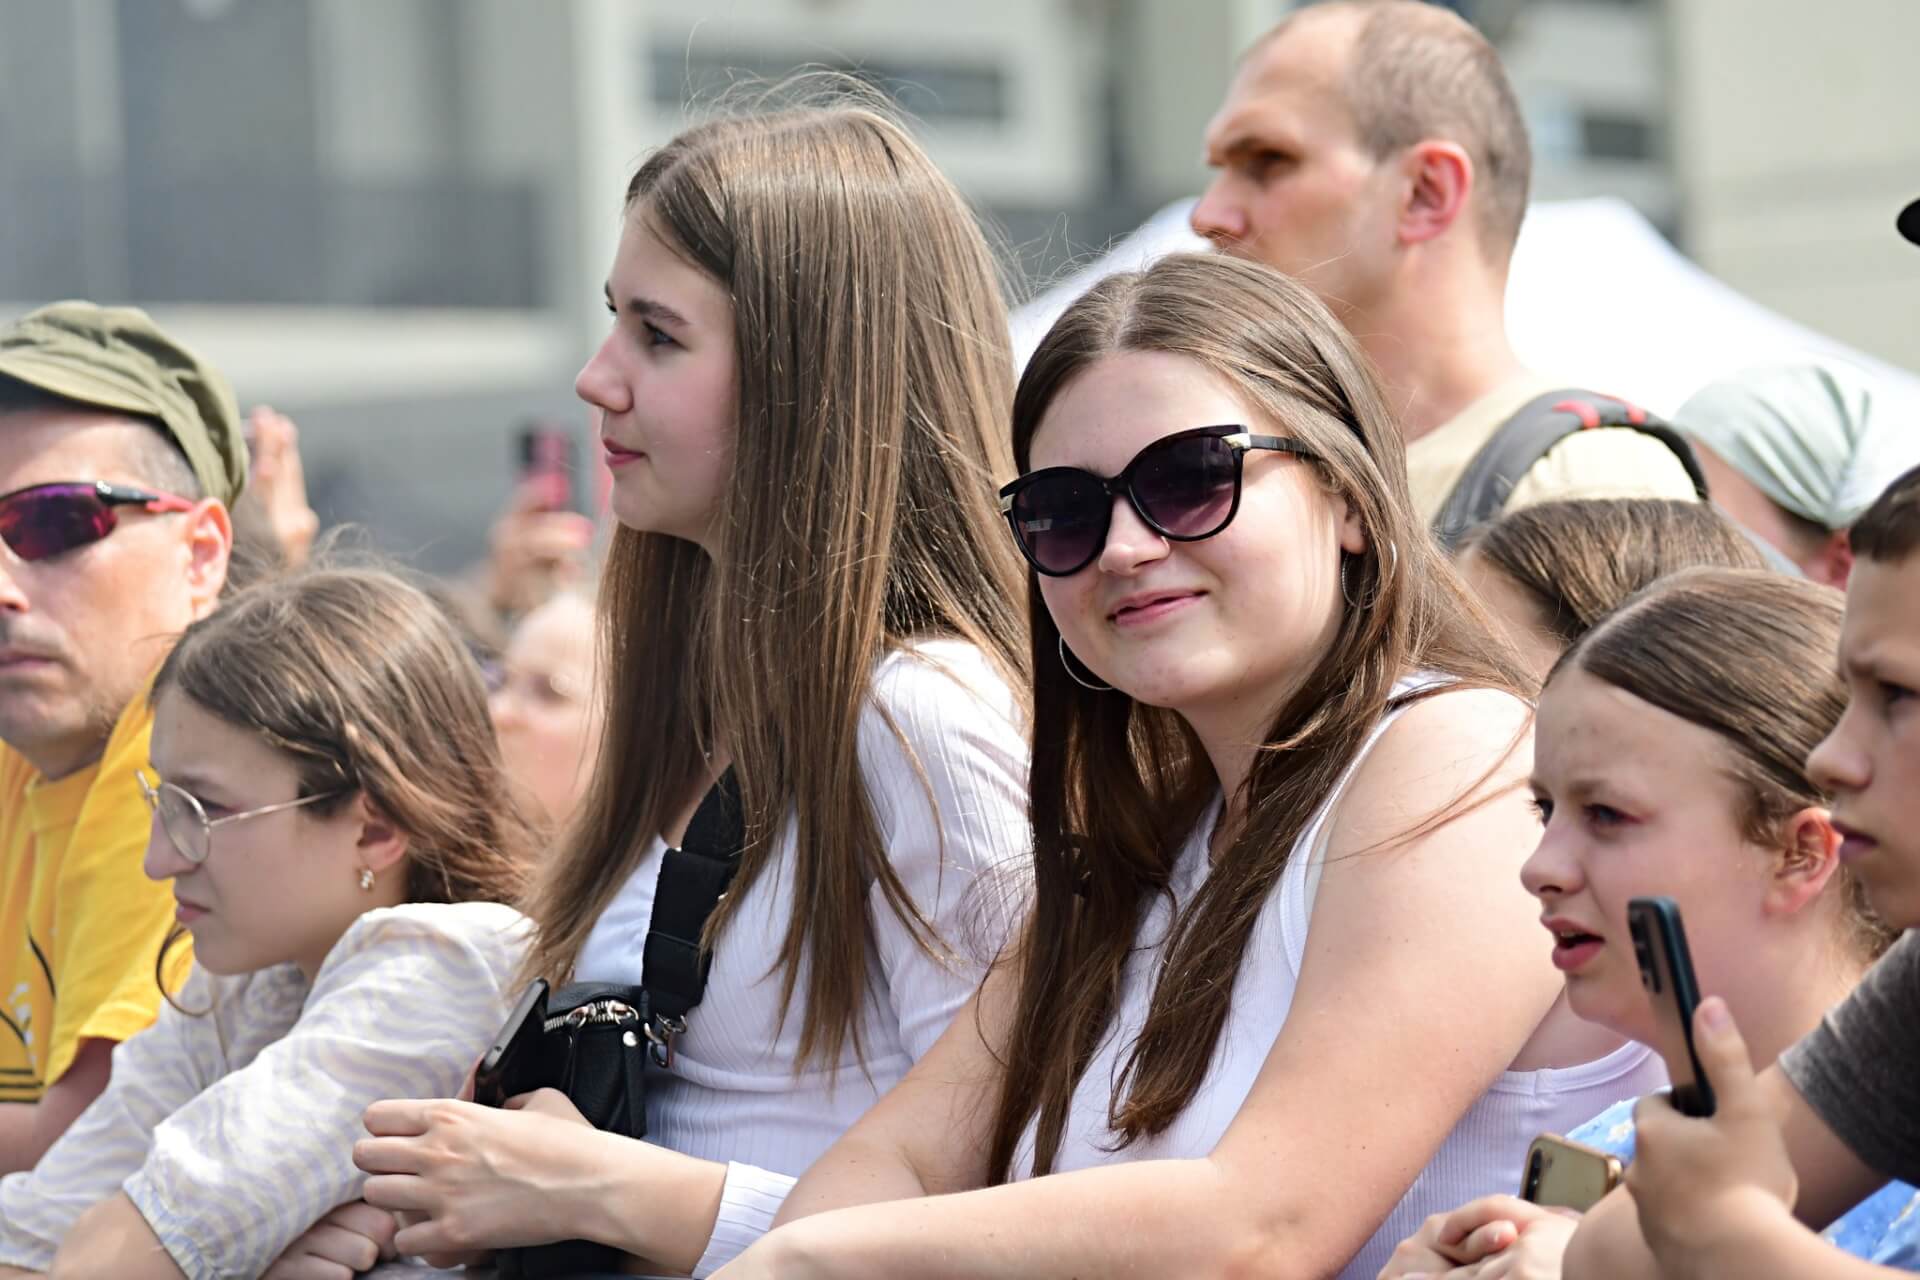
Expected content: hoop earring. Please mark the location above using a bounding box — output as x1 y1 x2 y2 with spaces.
1342 539 1400 610
1058 635 1114 692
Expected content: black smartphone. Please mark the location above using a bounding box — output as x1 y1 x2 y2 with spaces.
517 423 577 514
473 978 550 1107
1627 896 1716 1117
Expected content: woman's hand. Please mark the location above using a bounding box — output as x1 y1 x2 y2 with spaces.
354 1089 613 1260
1626 998 1799 1276
262 1201 398 1280
1377 1194 1579 1279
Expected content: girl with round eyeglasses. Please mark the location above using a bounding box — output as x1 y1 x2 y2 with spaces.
0 565 533 1278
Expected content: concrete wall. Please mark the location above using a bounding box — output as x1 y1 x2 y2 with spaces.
1669 0 1920 371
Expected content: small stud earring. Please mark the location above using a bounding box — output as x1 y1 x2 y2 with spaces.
358 867 375 892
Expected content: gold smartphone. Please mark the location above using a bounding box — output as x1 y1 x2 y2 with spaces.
1519 1133 1624 1213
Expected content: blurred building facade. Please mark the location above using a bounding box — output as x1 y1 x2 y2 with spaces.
0 0 1913 567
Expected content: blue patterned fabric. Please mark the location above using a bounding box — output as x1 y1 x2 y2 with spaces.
1572 1098 1920 1267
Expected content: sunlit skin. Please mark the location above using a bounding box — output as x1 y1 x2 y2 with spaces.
1029 350 1362 797
0 412 229 780
1192 11 1403 319
575 213 739 551
1455 547 1564 685
1810 556 1920 930
491 592 600 830
143 690 407 984
1522 666 1851 1060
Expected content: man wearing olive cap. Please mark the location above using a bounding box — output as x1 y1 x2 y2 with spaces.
0 301 242 1171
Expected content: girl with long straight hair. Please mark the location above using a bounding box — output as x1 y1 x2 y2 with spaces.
351 100 1032 1276
0 565 532 1279
714 252 1664 1280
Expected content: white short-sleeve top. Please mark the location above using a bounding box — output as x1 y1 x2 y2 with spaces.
574 639 1031 1272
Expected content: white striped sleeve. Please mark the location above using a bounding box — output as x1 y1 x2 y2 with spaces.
122 905 525 1279
691 1162 798 1277
0 973 216 1271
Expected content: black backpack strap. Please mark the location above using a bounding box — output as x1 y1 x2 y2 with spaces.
639 768 744 1063
1431 390 1711 552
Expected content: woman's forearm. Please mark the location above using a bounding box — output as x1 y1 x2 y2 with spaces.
575 1136 729 1274
752 1156 1312 1280
775 1134 937 1227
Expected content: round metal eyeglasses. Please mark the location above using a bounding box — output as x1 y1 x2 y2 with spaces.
136 769 346 865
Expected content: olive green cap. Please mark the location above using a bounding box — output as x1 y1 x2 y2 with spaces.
0 301 247 506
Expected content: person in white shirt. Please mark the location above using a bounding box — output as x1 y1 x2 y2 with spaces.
712 252 1659 1280
348 99 1033 1277
0 564 535 1280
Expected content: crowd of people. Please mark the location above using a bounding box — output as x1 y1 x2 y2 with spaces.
0 1 1915 1277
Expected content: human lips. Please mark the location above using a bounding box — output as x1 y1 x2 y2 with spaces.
601 436 646 468
0 646 59 672
1541 914 1606 973
1107 588 1205 626
174 895 210 925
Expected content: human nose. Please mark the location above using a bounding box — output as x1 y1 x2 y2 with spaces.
574 334 632 415
490 684 525 731
1519 816 1580 901
1095 494 1170 576
1190 176 1248 245
142 810 196 882
1808 702 1869 794
0 550 30 614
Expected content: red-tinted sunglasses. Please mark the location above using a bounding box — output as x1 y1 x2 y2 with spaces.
0 481 195 562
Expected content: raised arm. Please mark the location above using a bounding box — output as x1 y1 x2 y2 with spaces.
729 689 1566 1279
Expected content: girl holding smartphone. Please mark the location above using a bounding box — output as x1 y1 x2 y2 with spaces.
1379 569 1914 1278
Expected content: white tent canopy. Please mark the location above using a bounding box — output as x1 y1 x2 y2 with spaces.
1012 196 1920 423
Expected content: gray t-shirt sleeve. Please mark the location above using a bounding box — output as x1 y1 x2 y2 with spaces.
1780 929 1920 1185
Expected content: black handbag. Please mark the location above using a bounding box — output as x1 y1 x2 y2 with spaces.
493 770 745 1279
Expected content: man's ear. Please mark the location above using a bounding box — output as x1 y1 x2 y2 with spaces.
354 792 411 876
1806 529 1854 590
1398 140 1473 246
1765 806 1843 920
183 499 233 619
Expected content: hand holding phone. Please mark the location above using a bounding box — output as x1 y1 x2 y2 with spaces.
1628 896 1716 1117
1519 1133 1624 1212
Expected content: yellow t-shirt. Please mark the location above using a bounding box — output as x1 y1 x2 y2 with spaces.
0 685 190 1101
1406 373 1702 524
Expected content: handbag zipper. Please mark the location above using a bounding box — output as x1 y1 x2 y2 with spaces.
544 999 639 1032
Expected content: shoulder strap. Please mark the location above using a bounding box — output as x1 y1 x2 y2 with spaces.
1431 390 1711 552
641 768 745 1027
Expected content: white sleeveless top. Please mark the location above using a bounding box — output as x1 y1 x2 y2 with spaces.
1012 678 1664 1280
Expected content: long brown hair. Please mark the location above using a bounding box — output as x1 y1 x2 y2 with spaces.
152 563 536 990
1462 498 1766 646
522 103 1030 1072
986 251 1530 1181
1552 568 1895 960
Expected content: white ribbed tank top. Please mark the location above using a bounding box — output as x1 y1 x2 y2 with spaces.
1012 677 1664 1279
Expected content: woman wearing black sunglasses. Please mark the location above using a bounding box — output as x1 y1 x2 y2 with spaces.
719 253 1659 1280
